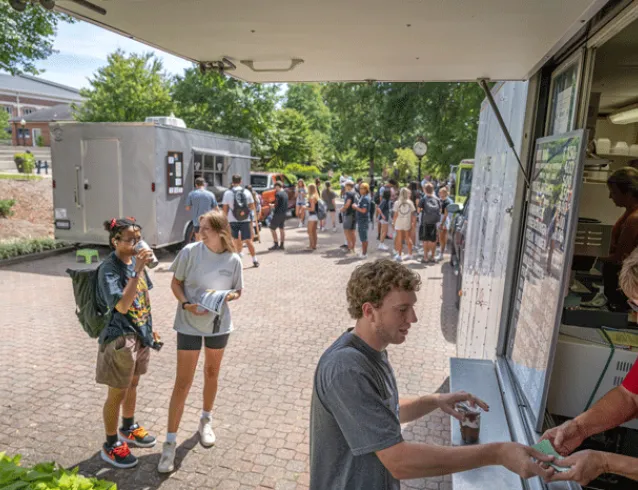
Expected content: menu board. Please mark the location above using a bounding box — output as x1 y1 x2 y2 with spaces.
506 130 586 431
166 151 184 195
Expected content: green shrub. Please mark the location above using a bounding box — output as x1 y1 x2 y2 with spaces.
0 199 15 218
0 452 115 490
283 163 321 180
36 135 45 147
13 152 36 174
0 238 68 260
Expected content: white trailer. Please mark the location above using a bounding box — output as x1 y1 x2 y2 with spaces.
50 121 255 247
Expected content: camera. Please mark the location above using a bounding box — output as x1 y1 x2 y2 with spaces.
151 340 164 352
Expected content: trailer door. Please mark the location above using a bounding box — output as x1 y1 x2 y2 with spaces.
81 139 122 236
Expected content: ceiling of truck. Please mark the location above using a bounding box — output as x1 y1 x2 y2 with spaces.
56 0 606 83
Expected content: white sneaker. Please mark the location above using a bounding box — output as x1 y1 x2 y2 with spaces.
404 254 413 261
357 253 368 259
394 254 402 262
298 222 303 228
435 253 442 261
320 227 325 232
333 227 337 233
199 417 216 447
157 441 176 473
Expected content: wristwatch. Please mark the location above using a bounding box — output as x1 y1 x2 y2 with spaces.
181 301 191 310
130 270 138 278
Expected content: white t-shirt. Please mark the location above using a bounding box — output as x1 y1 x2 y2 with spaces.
169 242 244 336
393 200 416 231
222 186 254 223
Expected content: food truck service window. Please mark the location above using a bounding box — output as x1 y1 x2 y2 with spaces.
546 53 583 136
505 131 587 431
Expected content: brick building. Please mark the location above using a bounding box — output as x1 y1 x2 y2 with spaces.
1 73 83 146
10 104 74 147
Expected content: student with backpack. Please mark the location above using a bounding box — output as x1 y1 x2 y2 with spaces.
352 182 372 259
376 189 392 251
222 174 259 268
157 210 243 474
419 182 442 263
95 217 157 469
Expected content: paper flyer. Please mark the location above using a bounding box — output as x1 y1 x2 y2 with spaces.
196 289 233 316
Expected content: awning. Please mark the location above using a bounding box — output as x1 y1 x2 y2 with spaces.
191 147 260 160
55 0 607 83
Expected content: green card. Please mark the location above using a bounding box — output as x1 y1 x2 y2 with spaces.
531 440 571 473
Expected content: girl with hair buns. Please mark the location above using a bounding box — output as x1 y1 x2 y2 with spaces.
158 210 243 474
601 167 638 309
96 217 157 469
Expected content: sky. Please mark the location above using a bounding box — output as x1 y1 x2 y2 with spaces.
34 20 194 90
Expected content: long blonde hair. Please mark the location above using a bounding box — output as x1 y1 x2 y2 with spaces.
308 182 319 199
199 210 236 253
398 187 411 204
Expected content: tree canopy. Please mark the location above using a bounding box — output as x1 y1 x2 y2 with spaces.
0 1 72 75
74 50 174 122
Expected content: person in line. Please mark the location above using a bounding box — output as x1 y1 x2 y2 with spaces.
600 167 638 310
268 181 288 251
392 188 415 262
437 186 453 261
310 259 556 489
376 189 392 251
409 181 422 254
222 174 259 268
97 217 156 469
295 179 307 228
353 182 371 259
158 211 243 474
342 181 358 254
539 247 638 485
306 183 320 250
420 183 442 264
339 172 348 198
355 177 364 197
246 184 261 243
321 181 338 233
185 177 218 241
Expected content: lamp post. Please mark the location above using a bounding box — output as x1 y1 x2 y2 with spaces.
412 139 428 183
20 119 26 147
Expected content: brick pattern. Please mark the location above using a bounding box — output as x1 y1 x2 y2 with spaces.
0 218 459 490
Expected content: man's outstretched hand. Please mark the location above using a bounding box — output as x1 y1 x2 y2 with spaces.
541 419 586 456
436 391 490 421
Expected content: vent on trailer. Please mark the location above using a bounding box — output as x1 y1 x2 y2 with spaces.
145 116 186 128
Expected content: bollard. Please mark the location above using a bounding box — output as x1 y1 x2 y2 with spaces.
44 161 49 175
36 160 41 174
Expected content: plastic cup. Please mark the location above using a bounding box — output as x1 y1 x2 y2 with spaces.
456 402 481 444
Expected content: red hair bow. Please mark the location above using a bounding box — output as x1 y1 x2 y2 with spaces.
109 218 117 230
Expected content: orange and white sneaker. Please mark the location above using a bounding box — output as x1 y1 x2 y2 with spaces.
118 423 156 448
101 441 138 469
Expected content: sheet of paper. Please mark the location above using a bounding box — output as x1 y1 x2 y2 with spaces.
604 330 638 348
531 440 570 473
197 289 233 316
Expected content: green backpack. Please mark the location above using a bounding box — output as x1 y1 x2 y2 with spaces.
66 265 111 338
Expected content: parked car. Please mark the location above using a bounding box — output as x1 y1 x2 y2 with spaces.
448 197 470 308
250 172 297 221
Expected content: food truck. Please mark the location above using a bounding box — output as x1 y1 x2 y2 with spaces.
46 1 638 488
51 121 255 247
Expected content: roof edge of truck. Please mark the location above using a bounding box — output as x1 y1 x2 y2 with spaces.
50 121 252 144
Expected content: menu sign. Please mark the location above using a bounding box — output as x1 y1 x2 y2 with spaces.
167 151 184 195
506 130 586 431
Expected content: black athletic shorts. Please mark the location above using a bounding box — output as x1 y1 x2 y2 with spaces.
269 213 286 230
177 332 230 350
419 223 438 243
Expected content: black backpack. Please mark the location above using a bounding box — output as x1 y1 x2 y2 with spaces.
231 188 250 221
66 265 111 338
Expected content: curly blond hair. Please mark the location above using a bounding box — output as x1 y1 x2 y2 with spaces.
346 259 421 319
620 248 638 299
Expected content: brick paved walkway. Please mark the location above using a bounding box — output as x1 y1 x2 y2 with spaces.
0 215 459 490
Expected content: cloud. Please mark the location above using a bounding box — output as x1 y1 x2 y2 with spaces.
35 20 193 88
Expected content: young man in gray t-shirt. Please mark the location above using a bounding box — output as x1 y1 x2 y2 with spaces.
309 259 556 489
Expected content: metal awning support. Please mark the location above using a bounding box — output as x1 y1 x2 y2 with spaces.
478 79 531 188
191 147 260 160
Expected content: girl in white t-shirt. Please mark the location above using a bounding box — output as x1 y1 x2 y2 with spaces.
392 187 416 262
158 210 243 474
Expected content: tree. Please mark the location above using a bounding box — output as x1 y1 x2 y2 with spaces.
74 50 174 122
1 2 72 75
269 108 318 167
0 109 9 135
393 148 419 182
172 68 280 160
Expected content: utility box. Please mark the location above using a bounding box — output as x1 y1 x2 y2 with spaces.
50 121 255 248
